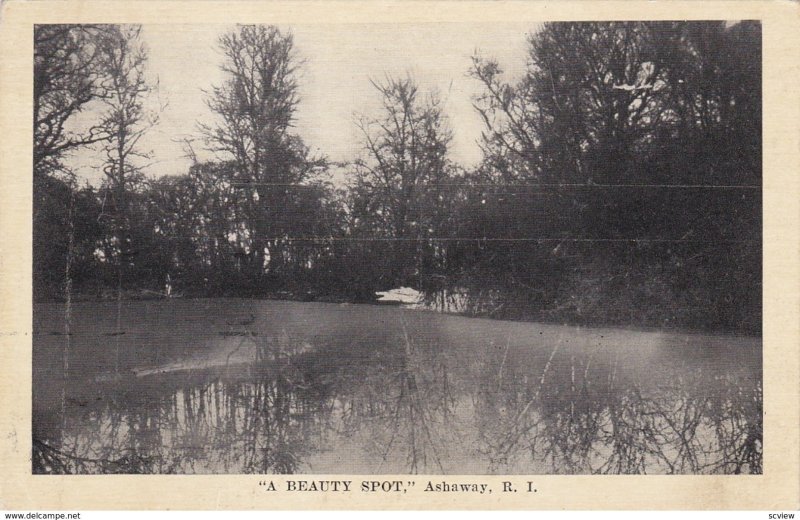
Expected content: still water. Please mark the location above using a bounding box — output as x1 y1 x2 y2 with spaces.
32 299 762 474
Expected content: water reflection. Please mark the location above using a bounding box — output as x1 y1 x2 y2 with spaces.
33 312 761 474
474 348 762 474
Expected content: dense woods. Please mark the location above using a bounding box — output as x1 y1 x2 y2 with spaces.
33 22 762 334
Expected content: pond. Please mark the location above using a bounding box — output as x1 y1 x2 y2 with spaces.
32 299 762 474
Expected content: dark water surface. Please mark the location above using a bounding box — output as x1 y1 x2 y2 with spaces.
32 299 762 474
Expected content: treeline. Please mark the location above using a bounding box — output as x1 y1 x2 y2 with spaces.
34 22 762 333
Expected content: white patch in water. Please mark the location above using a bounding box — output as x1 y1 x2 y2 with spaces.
93 331 317 382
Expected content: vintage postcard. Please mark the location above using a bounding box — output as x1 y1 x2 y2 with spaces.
1 0 798 511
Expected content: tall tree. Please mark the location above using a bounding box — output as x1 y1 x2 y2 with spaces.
96 24 158 278
201 25 322 282
33 24 120 309
467 21 762 330
351 76 454 286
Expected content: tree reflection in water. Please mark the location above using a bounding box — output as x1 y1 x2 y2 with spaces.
474 344 762 474
33 325 761 475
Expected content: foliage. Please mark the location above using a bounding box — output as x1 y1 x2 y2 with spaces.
349 76 458 287
461 21 761 332
200 25 328 283
32 22 762 334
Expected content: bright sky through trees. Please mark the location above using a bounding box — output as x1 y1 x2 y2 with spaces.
65 23 533 185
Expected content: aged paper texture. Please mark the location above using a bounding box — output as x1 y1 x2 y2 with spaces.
1 0 798 511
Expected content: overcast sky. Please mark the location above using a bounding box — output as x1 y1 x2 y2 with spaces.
66 23 536 186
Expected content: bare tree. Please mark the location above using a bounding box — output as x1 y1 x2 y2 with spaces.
97 25 158 229
201 25 321 279
351 75 453 284
33 25 116 177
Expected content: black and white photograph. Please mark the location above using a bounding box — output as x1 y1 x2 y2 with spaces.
30 20 763 476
